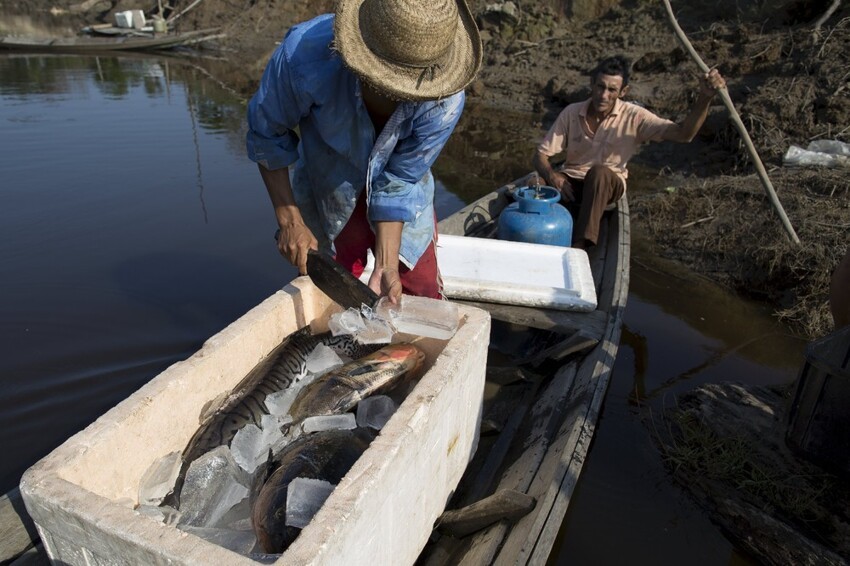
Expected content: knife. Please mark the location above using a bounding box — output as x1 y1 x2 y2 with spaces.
275 229 379 310
306 249 380 311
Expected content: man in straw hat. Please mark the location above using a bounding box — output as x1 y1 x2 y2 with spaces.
246 0 482 303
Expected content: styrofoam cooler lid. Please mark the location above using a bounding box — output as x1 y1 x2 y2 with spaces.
360 234 597 312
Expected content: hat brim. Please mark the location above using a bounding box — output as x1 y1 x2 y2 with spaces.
334 0 482 101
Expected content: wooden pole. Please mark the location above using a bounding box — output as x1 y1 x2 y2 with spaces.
661 0 801 245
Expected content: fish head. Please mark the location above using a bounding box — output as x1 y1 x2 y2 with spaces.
251 468 301 553
384 343 426 375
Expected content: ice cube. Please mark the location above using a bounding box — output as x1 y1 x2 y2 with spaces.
328 307 393 344
265 388 299 417
300 413 357 434
305 343 344 374
230 423 265 473
231 415 289 473
179 445 250 528
356 395 398 430
355 315 394 344
328 308 366 336
376 295 458 339
285 477 336 529
137 450 182 506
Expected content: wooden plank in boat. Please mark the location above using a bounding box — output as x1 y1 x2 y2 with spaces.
453 361 581 562
588 214 610 293
459 378 543 506
500 201 631 563
515 328 599 366
437 184 512 236
437 197 628 565
436 489 536 538
454 300 608 337
0 487 38 563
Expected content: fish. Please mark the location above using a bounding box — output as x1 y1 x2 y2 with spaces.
251 427 376 553
166 326 379 507
286 342 426 424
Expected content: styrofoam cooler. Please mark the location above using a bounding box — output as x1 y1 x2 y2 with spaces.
19 278 490 565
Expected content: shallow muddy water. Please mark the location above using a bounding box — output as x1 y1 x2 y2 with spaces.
0 54 806 564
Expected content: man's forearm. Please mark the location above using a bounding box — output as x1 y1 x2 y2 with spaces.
258 164 304 228
533 151 557 184
374 221 403 270
670 92 714 143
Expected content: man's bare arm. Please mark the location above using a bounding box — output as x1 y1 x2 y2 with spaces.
533 150 575 201
369 220 403 304
259 164 317 274
663 69 726 143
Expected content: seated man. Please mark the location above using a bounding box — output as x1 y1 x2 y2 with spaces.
533 55 726 249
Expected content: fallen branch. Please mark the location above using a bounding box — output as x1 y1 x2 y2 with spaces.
661 0 801 245
813 0 842 34
167 0 204 24
680 215 715 229
69 0 103 12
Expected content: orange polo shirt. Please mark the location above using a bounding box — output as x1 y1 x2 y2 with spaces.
537 98 674 189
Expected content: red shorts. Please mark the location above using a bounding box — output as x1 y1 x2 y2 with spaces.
333 191 442 299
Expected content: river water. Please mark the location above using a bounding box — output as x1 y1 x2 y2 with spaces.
0 53 805 564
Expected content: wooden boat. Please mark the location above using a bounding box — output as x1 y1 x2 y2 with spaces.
416 174 630 564
0 174 629 565
0 29 222 53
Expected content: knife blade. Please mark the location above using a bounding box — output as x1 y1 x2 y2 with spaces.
274 229 379 310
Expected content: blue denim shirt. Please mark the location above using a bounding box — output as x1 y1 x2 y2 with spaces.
245 14 465 267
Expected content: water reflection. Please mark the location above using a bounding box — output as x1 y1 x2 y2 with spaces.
551 222 805 565
0 53 291 493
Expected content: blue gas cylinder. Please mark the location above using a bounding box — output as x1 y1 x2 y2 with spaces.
497 186 573 246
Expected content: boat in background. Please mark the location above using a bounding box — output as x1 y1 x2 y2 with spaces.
0 28 223 53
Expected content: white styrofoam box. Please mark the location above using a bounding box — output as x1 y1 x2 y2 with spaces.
19 277 490 566
435 235 597 311
114 10 145 29
361 235 597 312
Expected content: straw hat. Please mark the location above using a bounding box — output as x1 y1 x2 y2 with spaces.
334 0 482 101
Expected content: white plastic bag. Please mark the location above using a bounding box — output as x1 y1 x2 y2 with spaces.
783 140 850 168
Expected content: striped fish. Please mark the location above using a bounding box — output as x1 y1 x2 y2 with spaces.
167 326 378 507
287 343 426 423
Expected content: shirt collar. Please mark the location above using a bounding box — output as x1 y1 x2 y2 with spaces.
579 97 623 118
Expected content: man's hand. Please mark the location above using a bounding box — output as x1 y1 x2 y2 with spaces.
699 68 726 98
663 68 727 143
367 266 402 304
549 171 575 202
533 151 575 203
259 163 318 274
275 220 318 275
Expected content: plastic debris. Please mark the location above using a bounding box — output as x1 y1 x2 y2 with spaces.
783 140 850 168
